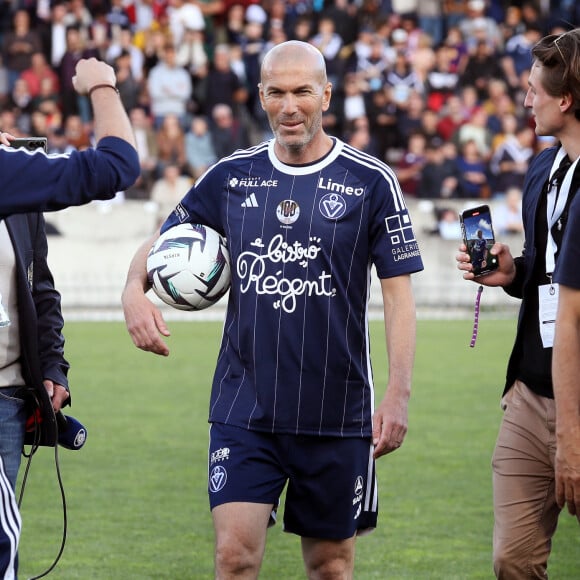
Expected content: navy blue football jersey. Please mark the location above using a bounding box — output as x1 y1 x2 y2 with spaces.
162 139 424 437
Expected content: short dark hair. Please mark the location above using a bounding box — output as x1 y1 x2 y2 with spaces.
532 29 580 121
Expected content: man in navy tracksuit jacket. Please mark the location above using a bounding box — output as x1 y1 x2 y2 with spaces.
0 56 139 579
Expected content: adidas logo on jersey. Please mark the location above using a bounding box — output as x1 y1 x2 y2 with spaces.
241 193 259 208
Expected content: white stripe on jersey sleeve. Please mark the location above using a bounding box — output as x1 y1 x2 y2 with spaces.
340 144 406 213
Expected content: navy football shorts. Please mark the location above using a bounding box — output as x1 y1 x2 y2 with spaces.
208 422 378 539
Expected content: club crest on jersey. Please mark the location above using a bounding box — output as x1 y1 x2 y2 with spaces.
209 465 227 493
276 200 300 225
319 193 346 220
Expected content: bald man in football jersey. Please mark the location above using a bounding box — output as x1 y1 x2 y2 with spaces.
123 40 423 578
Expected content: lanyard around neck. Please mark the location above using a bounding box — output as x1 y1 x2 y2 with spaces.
545 147 579 275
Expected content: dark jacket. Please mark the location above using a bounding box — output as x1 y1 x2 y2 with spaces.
5 213 69 445
502 145 578 396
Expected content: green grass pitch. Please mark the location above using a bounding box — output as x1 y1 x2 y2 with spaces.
16 319 579 579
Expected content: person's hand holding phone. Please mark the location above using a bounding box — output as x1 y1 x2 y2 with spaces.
459 205 500 276
456 241 517 287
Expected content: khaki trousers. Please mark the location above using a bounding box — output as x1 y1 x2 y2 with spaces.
492 380 561 579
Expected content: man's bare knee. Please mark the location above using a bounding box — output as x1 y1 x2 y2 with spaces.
302 537 355 580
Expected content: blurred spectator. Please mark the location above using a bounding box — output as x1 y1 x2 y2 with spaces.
128 106 159 198
417 0 444 47
30 76 61 129
395 89 425 149
341 72 367 125
355 33 389 93
105 0 132 42
140 25 171 78
436 93 466 142
345 116 379 157
9 77 33 131
419 108 441 145
459 0 503 53
263 19 287 54
210 102 250 159
455 138 491 199
240 18 266 126
321 78 346 139
193 0 228 48
408 31 437 87
114 49 142 112
309 15 344 86
437 207 462 240
150 162 194 226
395 130 427 197
225 3 246 45
520 1 543 30
0 54 9 107
175 27 208 78
29 109 50 137
365 87 397 161
46 1 70 69
63 0 94 45
418 139 459 199
185 115 217 179
489 123 534 196
386 50 423 109
106 26 145 83
291 16 313 43
455 106 492 161
481 78 515 121
2 9 43 92
87 7 110 59
498 5 526 45
425 43 460 112
167 0 205 47
493 186 524 236
0 109 19 135
501 24 542 91
388 27 409 63
63 113 92 150
200 43 248 117
46 126 74 154
441 25 469 74
458 84 479 117
459 40 507 101
490 111 519 153
155 112 188 177
147 41 193 129
19 51 59 99
320 0 359 48
58 24 99 122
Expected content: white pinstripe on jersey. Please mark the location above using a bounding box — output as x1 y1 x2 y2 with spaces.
164 138 423 437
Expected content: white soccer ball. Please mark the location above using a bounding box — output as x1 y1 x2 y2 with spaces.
147 223 231 311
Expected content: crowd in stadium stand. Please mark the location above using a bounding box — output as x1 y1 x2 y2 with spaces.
0 0 579 204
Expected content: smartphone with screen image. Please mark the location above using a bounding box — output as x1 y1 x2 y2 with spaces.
459 204 499 276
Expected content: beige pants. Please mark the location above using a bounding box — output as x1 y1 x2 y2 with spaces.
492 380 561 579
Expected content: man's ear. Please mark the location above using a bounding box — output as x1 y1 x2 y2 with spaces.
322 82 332 112
560 92 574 114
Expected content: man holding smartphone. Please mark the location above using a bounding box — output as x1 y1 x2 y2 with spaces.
0 56 139 579
457 29 580 578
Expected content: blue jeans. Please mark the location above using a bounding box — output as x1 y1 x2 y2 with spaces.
0 387 27 489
